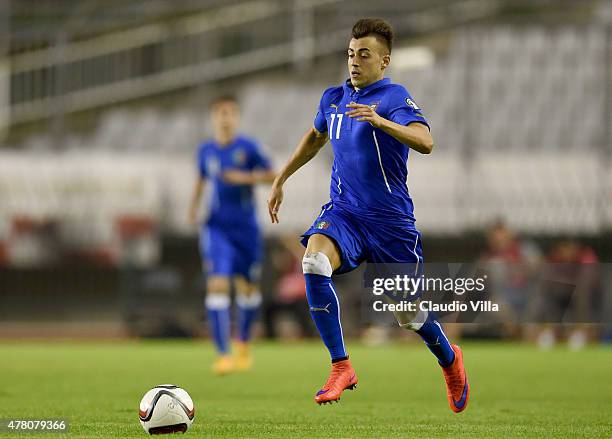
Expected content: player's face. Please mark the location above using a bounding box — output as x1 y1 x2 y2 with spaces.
211 100 240 136
347 36 390 89
487 226 514 252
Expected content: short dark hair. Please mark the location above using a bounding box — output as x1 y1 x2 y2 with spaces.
210 94 238 108
351 18 394 53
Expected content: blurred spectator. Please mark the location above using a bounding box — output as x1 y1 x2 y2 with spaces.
531 239 600 350
479 220 541 330
263 236 313 339
7 216 61 267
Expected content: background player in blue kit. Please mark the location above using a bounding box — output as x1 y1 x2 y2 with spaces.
189 95 275 375
268 19 469 411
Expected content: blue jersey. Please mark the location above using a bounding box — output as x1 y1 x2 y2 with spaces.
313 77 429 225
197 135 271 228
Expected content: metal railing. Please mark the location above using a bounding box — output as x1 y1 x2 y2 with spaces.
0 0 502 131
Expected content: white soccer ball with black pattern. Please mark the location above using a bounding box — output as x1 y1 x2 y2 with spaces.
139 385 195 435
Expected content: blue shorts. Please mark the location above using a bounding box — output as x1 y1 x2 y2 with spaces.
200 224 262 282
301 201 423 275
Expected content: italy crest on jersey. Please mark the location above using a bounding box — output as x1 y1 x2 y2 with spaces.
232 149 247 166
316 221 330 230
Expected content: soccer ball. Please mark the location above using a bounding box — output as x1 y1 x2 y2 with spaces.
139 385 195 435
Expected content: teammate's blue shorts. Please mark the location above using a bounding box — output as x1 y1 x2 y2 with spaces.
200 223 262 282
301 201 423 275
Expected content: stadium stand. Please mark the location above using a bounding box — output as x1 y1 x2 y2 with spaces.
2 26 608 246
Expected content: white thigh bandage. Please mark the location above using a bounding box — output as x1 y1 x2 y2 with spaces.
302 252 333 277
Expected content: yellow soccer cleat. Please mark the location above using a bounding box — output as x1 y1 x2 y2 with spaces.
234 341 253 372
212 355 234 375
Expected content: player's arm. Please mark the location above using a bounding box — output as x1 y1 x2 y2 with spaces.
188 177 206 225
223 169 276 184
378 119 433 154
223 142 277 184
190 146 209 225
267 127 328 223
346 103 434 154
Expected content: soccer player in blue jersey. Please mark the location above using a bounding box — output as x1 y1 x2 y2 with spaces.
267 18 469 411
189 95 275 375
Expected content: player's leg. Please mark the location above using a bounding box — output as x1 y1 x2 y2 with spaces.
201 226 234 374
303 233 345 359
234 276 262 345
301 205 365 404
233 275 261 371
304 234 352 362
231 230 263 371
369 226 469 412
393 298 469 412
303 233 357 404
205 275 233 374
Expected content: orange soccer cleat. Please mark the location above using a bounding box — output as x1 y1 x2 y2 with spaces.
441 344 470 413
314 359 358 405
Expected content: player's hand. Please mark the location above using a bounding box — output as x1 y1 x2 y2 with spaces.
346 103 384 128
267 181 284 224
222 170 254 184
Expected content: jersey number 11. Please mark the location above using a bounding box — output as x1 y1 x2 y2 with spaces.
329 114 343 140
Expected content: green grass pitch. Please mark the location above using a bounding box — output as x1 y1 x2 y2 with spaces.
1 340 611 438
